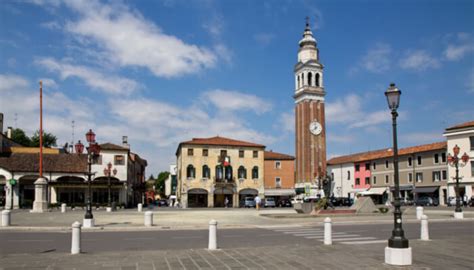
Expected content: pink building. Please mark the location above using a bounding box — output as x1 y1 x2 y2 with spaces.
354 161 371 190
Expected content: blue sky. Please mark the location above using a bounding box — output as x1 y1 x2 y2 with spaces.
1 0 473 175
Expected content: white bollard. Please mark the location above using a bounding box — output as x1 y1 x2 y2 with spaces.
144 211 153 227
208 219 218 250
416 206 423 220
2 210 11 227
324 217 332 245
61 203 67 213
71 221 82 254
421 215 429 241
137 203 143 212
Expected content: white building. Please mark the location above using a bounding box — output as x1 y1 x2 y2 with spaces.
444 121 474 200
165 164 177 197
328 162 355 198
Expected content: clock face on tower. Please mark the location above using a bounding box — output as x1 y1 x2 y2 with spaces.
309 121 322 136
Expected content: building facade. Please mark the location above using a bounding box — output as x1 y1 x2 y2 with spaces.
263 151 295 202
444 121 474 200
176 136 265 208
328 162 355 198
294 20 327 193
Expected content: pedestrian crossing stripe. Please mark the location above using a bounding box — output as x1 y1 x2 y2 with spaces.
340 240 387 245
304 234 362 239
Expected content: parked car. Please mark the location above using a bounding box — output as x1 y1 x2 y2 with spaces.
157 199 169 207
264 197 276 208
340 197 353 207
243 197 256 208
277 199 292 207
415 197 439 206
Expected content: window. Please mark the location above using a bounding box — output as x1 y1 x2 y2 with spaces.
202 165 210 179
434 154 439 164
275 177 281 188
385 160 389 169
225 166 233 181
417 156 422 165
432 171 441 182
187 148 194 156
365 163 370 170
408 173 413 183
252 166 259 179
239 150 244 158
347 171 351 180
365 177 370 185
442 170 447 180
441 152 446 163
275 161 281 169
408 157 412 167
202 149 208 157
373 176 377 185
355 178 360 185
302 73 304 85
215 165 223 180
373 162 376 170
385 175 389 184
92 155 102 165
114 155 125 165
238 166 247 179
220 150 227 157
471 161 474 176
316 73 320 87
186 165 195 179
416 172 423 182
470 136 474 150
253 151 258 158
308 72 312 86
355 164 360 172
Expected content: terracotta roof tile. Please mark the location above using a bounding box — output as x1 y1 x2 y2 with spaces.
328 141 447 165
0 153 87 173
445 120 474 131
176 136 265 156
264 151 295 160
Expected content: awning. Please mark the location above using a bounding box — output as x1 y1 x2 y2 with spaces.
351 188 369 193
265 189 296 196
390 185 414 191
414 187 439 193
358 187 386 196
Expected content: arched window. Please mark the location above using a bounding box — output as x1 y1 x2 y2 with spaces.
186 165 195 179
297 76 300 88
216 165 223 181
225 166 233 181
316 73 320 87
308 72 312 86
301 73 305 86
238 166 247 179
252 166 259 179
202 165 210 179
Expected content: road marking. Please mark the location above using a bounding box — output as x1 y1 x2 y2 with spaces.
257 233 284 237
293 232 346 236
8 239 53 242
324 237 378 241
305 234 361 239
340 240 387 245
274 228 320 232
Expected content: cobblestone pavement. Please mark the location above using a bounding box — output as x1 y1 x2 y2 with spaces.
1 237 472 270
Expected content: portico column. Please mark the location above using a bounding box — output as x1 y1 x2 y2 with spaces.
233 192 238 208
208 193 214 208
31 177 48 213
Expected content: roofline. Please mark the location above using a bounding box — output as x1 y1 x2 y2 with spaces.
176 141 266 157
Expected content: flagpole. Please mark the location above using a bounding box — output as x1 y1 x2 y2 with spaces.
39 81 43 178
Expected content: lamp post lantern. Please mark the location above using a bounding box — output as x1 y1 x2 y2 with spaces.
384 83 411 266
103 162 117 210
447 145 470 219
75 129 101 227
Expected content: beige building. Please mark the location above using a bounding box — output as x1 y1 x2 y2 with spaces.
175 136 265 208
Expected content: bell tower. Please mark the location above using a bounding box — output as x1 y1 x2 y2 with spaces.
294 18 327 190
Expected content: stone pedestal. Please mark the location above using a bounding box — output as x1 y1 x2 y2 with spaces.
385 247 412 266
454 212 464 219
30 177 48 213
83 218 94 228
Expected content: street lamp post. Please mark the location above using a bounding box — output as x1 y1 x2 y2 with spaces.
75 129 101 228
384 83 411 266
103 162 118 211
447 145 470 219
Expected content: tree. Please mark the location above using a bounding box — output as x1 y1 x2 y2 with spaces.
30 130 57 147
155 171 170 195
10 128 31 146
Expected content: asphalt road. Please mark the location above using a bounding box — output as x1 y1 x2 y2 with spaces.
1 220 472 255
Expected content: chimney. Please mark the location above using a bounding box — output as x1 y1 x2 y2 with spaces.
122 135 130 149
7 126 12 139
0 113 3 134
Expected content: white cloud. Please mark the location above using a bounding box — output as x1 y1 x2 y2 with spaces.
399 50 440 71
62 0 217 78
39 78 58 89
0 74 29 92
36 57 140 95
400 132 444 145
349 111 389 128
360 43 392 73
327 134 354 143
254 33 275 47
277 111 294 133
444 33 474 61
201 89 272 114
40 21 61 30
467 69 474 93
